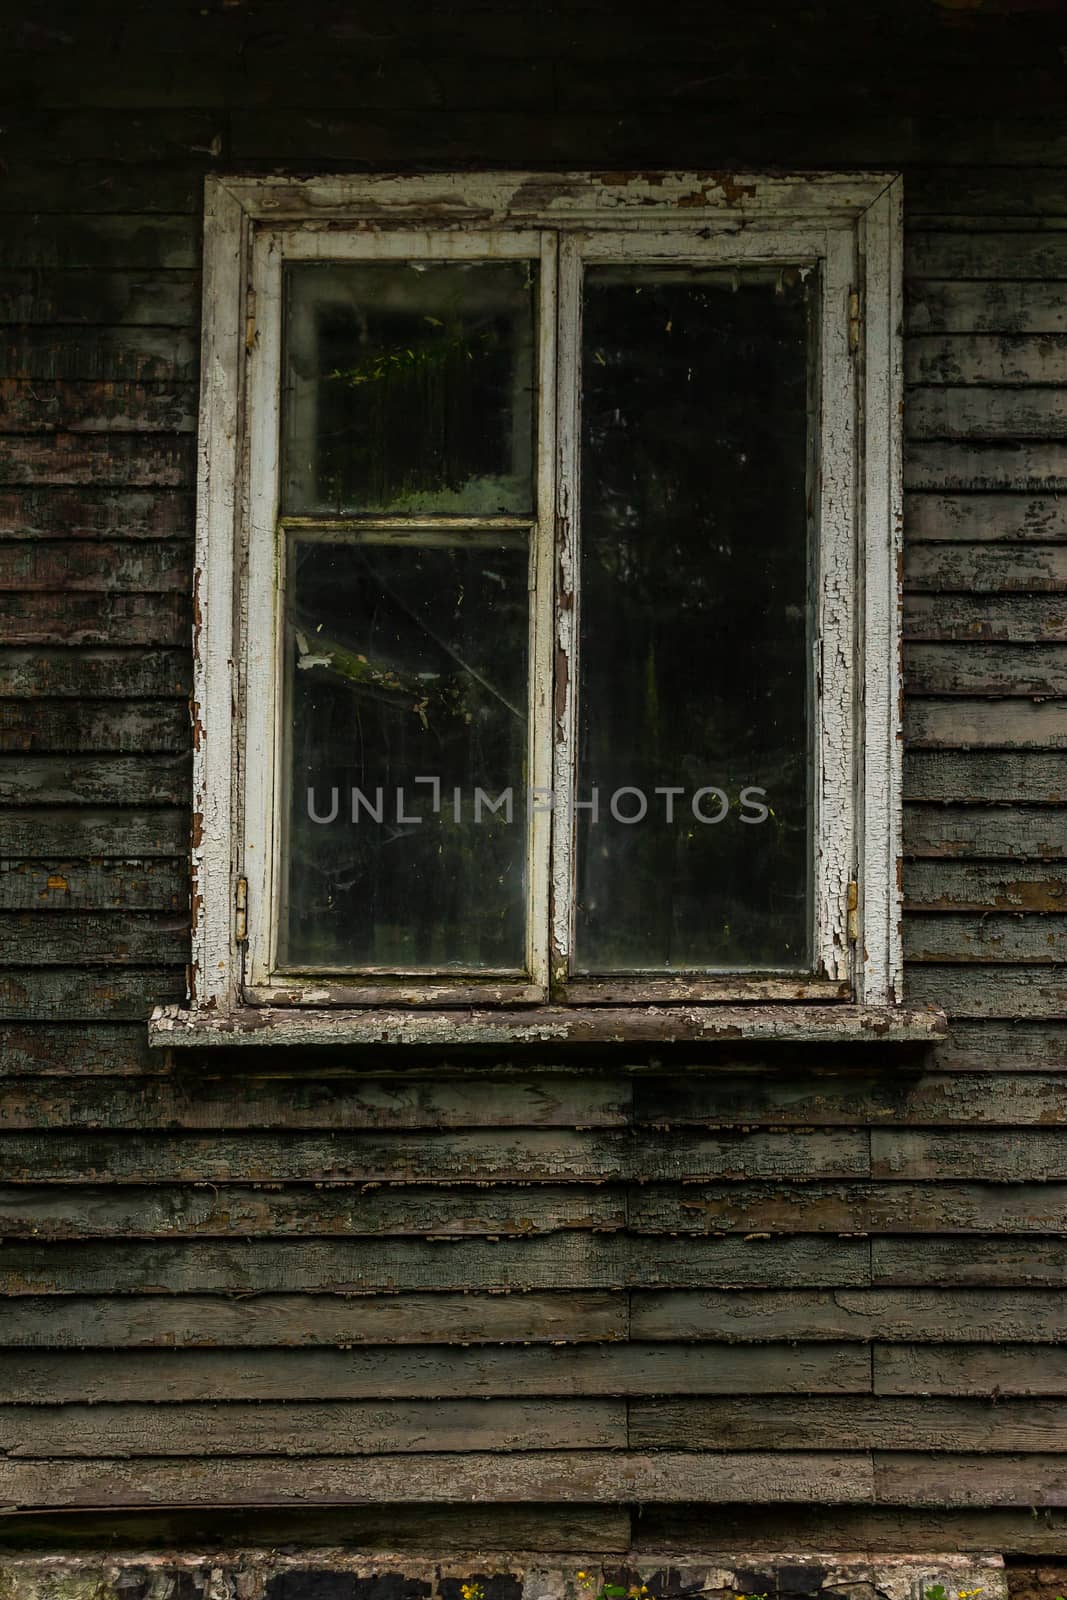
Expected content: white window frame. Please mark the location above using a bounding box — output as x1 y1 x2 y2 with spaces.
156 171 928 1046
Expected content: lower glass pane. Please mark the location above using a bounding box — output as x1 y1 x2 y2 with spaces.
574 264 815 973
280 536 529 971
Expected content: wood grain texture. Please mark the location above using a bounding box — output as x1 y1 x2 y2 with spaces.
629 1395 1067 1451
3 1179 1061 1239
0 1344 871 1403
0 1235 871 1294
905 751 1067 801
0 1290 631 1348
0 1126 871 1182
0 1450 876 1509
873 1451 1067 1506
630 1289 1067 1344
874 1343 1067 1396
872 1236 1067 1286
0 1399 628 1457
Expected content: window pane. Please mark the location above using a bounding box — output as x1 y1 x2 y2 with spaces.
281 537 529 971
574 264 815 973
282 262 537 514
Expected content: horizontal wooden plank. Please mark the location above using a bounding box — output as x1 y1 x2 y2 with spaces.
0 215 198 270
872 1237 1067 1287
0 699 188 751
0 754 190 806
0 1127 870 1182
905 492 1067 542
908 167 1067 220
904 593 1067 641
908 233 1067 280
0 592 190 647
0 1398 626 1458
0 1235 870 1294
0 1502 630 1551
643 1501 1067 1554
630 1395 1067 1452
0 1291 630 1348
0 488 193 540
0 434 192 488
4 326 197 381
0 271 197 326
0 1075 631 1130
904 915 1067 963
0 381 196 434
5 1179 1063 1241
905 336 1067 386
0 649 189 699
875 1344 1067 1397
632 1072 1067 1128
904 645 1067 696
0 967 184 1020
905 700 1067 750
871 1128 1067 1181
905 752 1067 802
0 1344 871 1403
0 1183 625 1238
631 1181 1067 1236
0 810 187 857
906 282 1067 334
0 860 186 912
905 442 1067 491
4 1068 1060 1134
904 963 1067 1016
907 389 1067 443
0 912 188 964
873 1451 1067 1507
903 805 1067 859
0 164 200 215
0 539 190 591
905 542 1067 592
0 1022 155 1077
927 1021 1067 1072
903 862 1067 911
0 1450 875 1509
630 1289 1067 1345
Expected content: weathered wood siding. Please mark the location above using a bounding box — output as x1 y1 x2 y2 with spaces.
1 0 1065 1555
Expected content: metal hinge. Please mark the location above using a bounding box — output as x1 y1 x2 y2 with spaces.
847 289 861 356
244 289 257 355
235 875 248 944
846 878 859 945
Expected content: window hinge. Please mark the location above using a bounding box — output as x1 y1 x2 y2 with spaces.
235 875 248 944
244 289 257 355
847 289 861 356
846 878 859 945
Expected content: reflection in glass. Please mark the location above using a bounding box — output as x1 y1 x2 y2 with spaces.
282 262 537 515
575 264 815 973
281 538 529 971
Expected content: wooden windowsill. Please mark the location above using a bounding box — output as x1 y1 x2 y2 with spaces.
149 1002 947 1049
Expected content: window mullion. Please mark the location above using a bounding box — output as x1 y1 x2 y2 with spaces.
549 234 584 994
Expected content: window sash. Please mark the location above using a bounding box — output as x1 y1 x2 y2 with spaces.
229 206 879 1008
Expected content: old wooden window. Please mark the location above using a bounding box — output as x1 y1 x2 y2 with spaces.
161 173 917 1042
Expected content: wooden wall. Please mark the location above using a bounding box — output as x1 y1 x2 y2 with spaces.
0 0 1065 1555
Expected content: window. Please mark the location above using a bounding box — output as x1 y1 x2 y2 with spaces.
158 172 932 1044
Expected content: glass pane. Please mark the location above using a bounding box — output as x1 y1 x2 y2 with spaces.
574 264 815 973
282 261 537 514
281 536 529 971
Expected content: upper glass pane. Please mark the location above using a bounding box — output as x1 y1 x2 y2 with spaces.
282 261 537 515
574 263 815 974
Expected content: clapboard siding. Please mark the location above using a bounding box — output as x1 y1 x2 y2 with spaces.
0 0 1064 1554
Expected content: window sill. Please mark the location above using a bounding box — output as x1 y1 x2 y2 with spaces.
148 1002 947 1049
